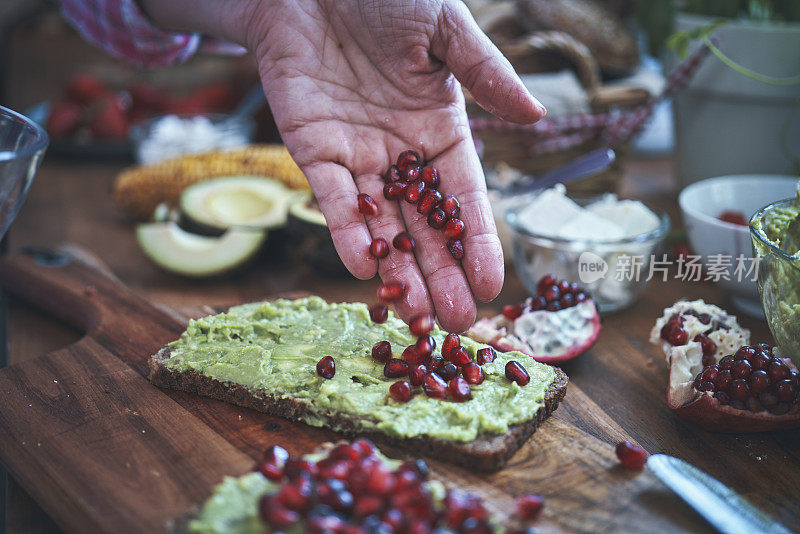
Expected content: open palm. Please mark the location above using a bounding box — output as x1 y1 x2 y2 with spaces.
245 0 545 332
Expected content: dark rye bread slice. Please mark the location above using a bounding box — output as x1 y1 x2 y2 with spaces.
149 347 568 472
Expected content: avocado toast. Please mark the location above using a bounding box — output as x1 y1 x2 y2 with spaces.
149 297 568 471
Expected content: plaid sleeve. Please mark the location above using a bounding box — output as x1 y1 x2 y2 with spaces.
58 0 246 68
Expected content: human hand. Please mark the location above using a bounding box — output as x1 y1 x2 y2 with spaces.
241 0 545 332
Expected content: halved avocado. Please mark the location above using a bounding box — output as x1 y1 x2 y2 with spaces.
136 221 265 277
179 176 297 233
288 193 349 277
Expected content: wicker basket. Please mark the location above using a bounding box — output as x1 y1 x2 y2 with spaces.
466 30 650 196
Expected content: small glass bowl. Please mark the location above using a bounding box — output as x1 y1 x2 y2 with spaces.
506 196 670 313
750 198 800 366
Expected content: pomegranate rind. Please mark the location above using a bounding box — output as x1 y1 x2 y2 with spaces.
467 300 601 363
671 392 800 433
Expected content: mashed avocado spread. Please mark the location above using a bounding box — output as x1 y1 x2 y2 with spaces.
162 297 556 442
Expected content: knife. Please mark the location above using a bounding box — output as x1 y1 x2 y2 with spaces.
499 148 615 197
647 454 793 534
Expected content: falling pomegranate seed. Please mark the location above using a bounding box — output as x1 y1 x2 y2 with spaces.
462 363 484 384
377 282 406 302
448 377 471 402
516 494 544 520
427 208 446 229
435 362 459 382
409 364 428 386
409 313 435 337
390 381 413 402
415 334 436 359
476 347 496 365
316 356 336 379
446 239 464 260
440 196 460 219
423 372 448 398
372 340 392 362
383 181 407 200
448 346 471 367
369 304 388 323
369 238 389 258
442 333 460 358
502 304 524 320
419 166 440 188
615 441 648 469
405 180 426 203
667 327 689 346
384 358 409 378
402 164 421 182
505 360 530 386
396 150 421 171
444 218 465 239
402 344 422 365
357 193 378 217
417 189 443 216
392 231 415 252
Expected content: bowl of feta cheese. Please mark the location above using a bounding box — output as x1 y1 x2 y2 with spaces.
506 185 669 313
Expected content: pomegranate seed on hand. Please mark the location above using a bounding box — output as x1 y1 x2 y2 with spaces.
377 282 406 302
427 208 446 229
505 360 530 386
316 356 336 379
357 193 378 216
390 381 413 402
409 364 428 386
409 313 435 337
462 362 484 384
516 494 544 520
417 189 443 215
369 304 388 324
419 166 440 188
615 441 648 469
444 218 465 239
396 150 421 171
392 231 415 252
476 347 496 365
384 181 407 200
384 165 402 183
369 238 389 258
442 333 460 358
440 196 460 219
372 340 392 362
402 164 421 183
384 358 409 378
446 239 464 260
502 305 524 320
405 180 426 203
423 372 448 398
448 346 471 367
448 377 471 402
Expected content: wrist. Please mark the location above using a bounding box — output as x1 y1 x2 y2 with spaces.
137 0 261 47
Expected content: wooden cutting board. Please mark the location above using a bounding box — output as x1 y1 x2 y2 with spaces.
0 247 714 533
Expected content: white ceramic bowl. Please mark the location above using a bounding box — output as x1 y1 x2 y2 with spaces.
679 175 797 317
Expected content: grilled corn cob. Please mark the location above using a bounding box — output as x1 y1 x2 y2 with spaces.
113 145 309 220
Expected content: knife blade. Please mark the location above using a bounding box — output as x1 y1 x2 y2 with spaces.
647 454 793 534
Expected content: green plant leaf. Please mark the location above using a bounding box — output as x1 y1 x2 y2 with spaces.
702 36 800 85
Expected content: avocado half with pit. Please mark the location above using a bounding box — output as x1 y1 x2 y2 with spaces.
288 193 349 276
180 176 297 233
136 221 265 277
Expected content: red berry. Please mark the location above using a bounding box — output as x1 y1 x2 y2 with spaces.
444 218 465 239
415 334 436 359
396 150 421 171
731 359 752 379
446 239 464 260
409 364 428 386
615 441 648 469
392 232 415 252
384 165 402 183
435 362 459 382
734 346 756 361
377 282 406 302
402 344 422 365
505 361 530 386
448 346 471 367
476 347 496 365
409 313 435 337
384 358 409 378
404 180 426 203
402 163 421 182
256 461 284 480
317 356 335 379
559 293 575 308
442 333 460 358
516 494 544 520
537 274 557 294
263 445 289 466
667 327 689 346
715 369 733 391
751 351 771 371
767 360 789 381
357 193 378 216
259 495 299 528
390 381 413 402
369 238 389 258
383 181 407 200
427 208 446 229
749 370 771 394
529 296 547 310
369 304 388 323
775 379 797 402
448 377 471 402
718 355 735 370
284 459 317 480
440 196 460 219
419 166 440 188
372 340 392 362
417 189 443 215
462 362 484 384
729 379 750 401
423 372 448 398
502 304 523 320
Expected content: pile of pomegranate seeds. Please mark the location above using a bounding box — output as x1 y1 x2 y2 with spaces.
615 441 648 469
660 308 729 349
254 440 514 532
382 150 467 262
692 344 800 415
502 274 590 320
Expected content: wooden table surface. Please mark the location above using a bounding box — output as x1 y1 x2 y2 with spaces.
3 155 799 533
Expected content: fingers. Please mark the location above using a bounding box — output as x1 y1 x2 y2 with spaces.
352 174 436 324
301 162 377 280
433 1 546 124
